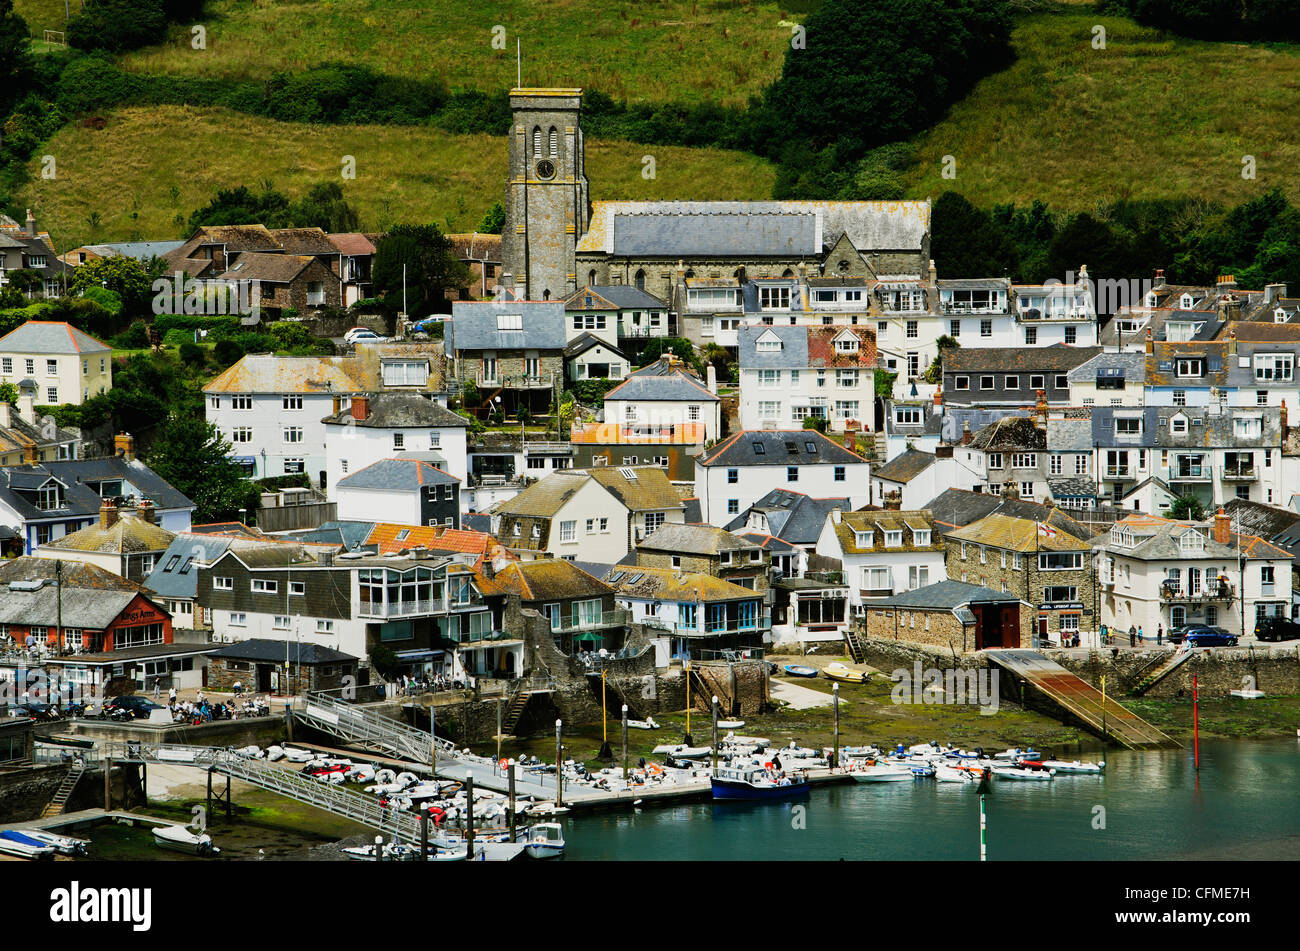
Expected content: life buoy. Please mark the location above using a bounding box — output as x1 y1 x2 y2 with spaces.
500 758 509 770
648 763 663 775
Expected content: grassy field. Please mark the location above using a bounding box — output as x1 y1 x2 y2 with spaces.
17 104 777 249
46 0 818 107
900 11 1300 208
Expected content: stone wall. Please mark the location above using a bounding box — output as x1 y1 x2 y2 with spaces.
0 763 115 823
1046 644 1300 699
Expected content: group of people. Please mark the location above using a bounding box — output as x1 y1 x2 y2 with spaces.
1098 624 1169 647
396 672 463 696
163 687 270 724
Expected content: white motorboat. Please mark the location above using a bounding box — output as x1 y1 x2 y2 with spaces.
152 824 220 855
934 765 975 783
993 747 1041 761
280 747 315 763
850 764 914 783
0 830 56 859
525 822 566 859
21 829 89 855
652 744 711 758
1040 759 1105 774
527 801 572 816
990 766 1055 782
717 719 745 730
627 718 660 730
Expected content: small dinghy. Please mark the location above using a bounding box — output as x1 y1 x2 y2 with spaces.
627 717 660 730
717 719 745 730
525 822 566 859
0 829 56 859
1040 759 1104 774
822 662 868 684
264 745 285 762
782 664 818 678
22 829 90 855
528 801 571 816
991 765 1055 782
993 747 1041 762
234 745 262 758
934 765 975 783
280 747 315 763
152 824 220 855
652 744 711 758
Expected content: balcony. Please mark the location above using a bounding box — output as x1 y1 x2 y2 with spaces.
1159 580 1235 602
549 608 632 635
1104 465 1130 479
359 599 445 618
618 325 667 339
1165 464 1211 483
1221 465 1257 482
570 421 707 445
859 587 895 599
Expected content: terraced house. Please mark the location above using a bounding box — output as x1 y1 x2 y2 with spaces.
446 300 567 416
814 508 947 616
942 345 1100 408
943 507 1096 647
737 324 877 431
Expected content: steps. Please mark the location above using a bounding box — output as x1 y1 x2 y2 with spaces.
40 761 86 818
1130 650 1194 696
844 627 867 664
501 691 531 735
984 649 1178 750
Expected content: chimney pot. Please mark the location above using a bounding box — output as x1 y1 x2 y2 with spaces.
1145 328 1153 354
1213 507 1230 545
961 421 972 446
100 500 119 531
351 395 371 421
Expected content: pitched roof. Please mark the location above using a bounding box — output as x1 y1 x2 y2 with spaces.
968 416 1046 452
923 488 1094 540
41 513 175 555
492 470 591 518
872 448 935 485
586 466 684 512
603 368 717 403
697 430 866 468
563 332 626 359
1101 513 1290 562
337 458 460 491
870 580 1021 610
267 228 338 255
328 233 377 256
603 564 760 603
321 392 468 429
0 457 193 522
0 557 155 629
446 232 502 262
448 301 567 351
947 512 1090 553
203 354 367 395
0 321 111 354
564 285 667 310
216 251 317 284
634 522 754 556
208 639 356 664
723 489 850 546
828 510 943 555
143 533 238 599
945 345 1101 374
492 559 612 603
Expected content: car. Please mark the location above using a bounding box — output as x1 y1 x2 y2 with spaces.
411 316 449 334
1166 625 1194 645
103 695 164 719
1254 616 1300 642
1183 626 1238 648
343 327 385 344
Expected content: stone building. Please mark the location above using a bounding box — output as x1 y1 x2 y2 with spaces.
863 580 1031 652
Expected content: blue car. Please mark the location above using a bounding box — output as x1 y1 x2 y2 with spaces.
1184 626 1237 648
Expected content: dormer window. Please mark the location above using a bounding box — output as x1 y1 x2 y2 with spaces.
1254 353 1293 381
1234 416 1262 439
884 530 902 548
834 334 860 353
1275 308 1287 324
755 331 782 352
912 529 931 546
1175 358 1202 378
1109 526 1135 548
1178 530 1205 554
759 286 790 310
1170 415 1188 435
854 530 874 548
1179 294 1194 309
496 313 523 331
1115 417 1141 436
1145 293 1158 307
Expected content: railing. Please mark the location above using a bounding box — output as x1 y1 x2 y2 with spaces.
358 599 444 619
1165 465 1211 481
549 608 632 635
524 441 572 454
301 688 458 764
617 326 667 338
1221 466 1257 481
1104 466 1130 479
941 302 1006 315
1159 581 1235 602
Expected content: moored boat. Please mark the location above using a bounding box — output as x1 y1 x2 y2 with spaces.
991 765 1055 782
0 829 56 859
822 662 868 684
711 766 810 800
21 829 89 855
1040 759 1104 774
850 764 913 783
525 822 566 859
782 664 818 678
152 824 220 855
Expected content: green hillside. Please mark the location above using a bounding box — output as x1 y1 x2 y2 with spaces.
17 105 777 249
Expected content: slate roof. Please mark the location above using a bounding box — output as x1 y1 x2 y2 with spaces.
1145 406 1281 450
0 321 111 354
1048 478 1097 499
737 532 800 554
0 557 155 629
1099 514 1290 562
143 534 238 600
1222 499 1300 561
337 458 459 491
216 251 317 284
492 559 612 603
603 565 759 603
492 470 591 518
1144 340 1230 387
870 580 1021 610
563 332 627 359
321 392 467 429
1046 416 1093 452
41 513 175 555
1099 310 1222 347
697 430 865 468
923 488 1093 540
447 301 567 351
945 345 1101 374
564 285 667 310
578 200 931 256
947 512 1091 553
1067 350 1147 384
738 325 808 370
586 466 684 512
603 368 717 403
968 416 1045 452
873 448 935 485
208 639 357 664
76 240 184 260
634 522 754 556
723 489 850 546
0 457 193 522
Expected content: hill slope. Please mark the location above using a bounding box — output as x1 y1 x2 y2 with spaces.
18 105 777 248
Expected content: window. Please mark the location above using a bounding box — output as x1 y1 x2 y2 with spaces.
290 581 305 596
955 376 969 391
1176 358 1202 378
834 401 860 420
317 620 335 634
25 358 34 374
987 452 1003 469
1030 375 1045 391
836 369 859 388
913 529 931 546
759 401 781 420
877 321 888 335
1171 416 1187 435
1050 454 1062 475
688 405 701 421
1173 389 1186 406
834 335 860 354
1115 417 1141 436
1012 453 1037 469
786 466 799 482
1261 565 1275 594
1064 326 1077 345
950 320 961 337
47 387 57 403
232 396 253 410
1257 390 1269 406
214 576 233 590
854 530 875 547
758 369 780 388
1075 454 1088 475
759 286 790 309
884 530 902 548
282 395 303 410
727 499 739 515
1254 353 1293 381
393 433 405 451
1020 481 1035 498
834 466 846 482
252 579 278 594
273 616 290 630
908 566 930 590
229 613 247 626
495 313 523 331
862 566 892 591
644 511 666 535
1038 552 1084 570
284 458 304 474
906 320 918 339
283 426 304 443
0 357 8 373
980 319 992 337
232 427 253 443
1024 327 1037 345
382 361 429 386
979 375 994 390
559 520 577 543
1043 585 1078 603
1054 374 1068 389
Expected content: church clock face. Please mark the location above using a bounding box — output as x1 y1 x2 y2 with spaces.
535 159 556 180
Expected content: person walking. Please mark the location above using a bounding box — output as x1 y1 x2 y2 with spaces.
1157 625 1164 646
1129 624 1136 647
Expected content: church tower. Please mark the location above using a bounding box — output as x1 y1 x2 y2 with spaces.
501 88 589 301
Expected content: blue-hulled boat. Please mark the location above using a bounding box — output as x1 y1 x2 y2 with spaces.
782 665 818 678
711 766 810 801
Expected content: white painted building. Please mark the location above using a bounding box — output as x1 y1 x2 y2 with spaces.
737 325 877 432
814 508 948 614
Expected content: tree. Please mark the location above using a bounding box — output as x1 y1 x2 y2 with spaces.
0 0 31 112
66 0 168 53
291 182 360 233
1169 494 1206 522
477 201 505 234
71 256 152 306
187 184 294 233
0 381 17 404
638 337 706 377
371 224 469 317
931 192 1017 278
147 416 260 523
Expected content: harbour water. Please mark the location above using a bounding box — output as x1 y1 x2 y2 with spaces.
564 739 1300 860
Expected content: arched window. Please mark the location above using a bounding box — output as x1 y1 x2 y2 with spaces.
588 269 597 286
532 126 542 158
635 269 646 291
549 127 558 157
782 268 795 278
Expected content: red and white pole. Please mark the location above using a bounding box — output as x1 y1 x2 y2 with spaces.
1192 674 1200 771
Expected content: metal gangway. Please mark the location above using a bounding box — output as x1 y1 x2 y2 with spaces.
102 741 425 844
295 689 460 768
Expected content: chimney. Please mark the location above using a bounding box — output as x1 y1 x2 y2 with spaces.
1216 275 1237 294
137 499 155 524
831 507 842 525
1001 480 1019 500
844 432 855 453
706 363 717 395
1282 400 1289 441
1153 268 1165 286
961 420 972 445
100 500 119 531
318 550 334 567
23 443 38 465
928 258 938 288
0 399 9 428
797 260 808 279
1144 328 1153 354
1213 506 1230 544
1227 330 1237 356
1035 389 1048 431
25 208 35 238
351 394 371 421
332 395 342 416
114 432 135 462
933 389 943 413
935 444 953 459
1265 283 1287 304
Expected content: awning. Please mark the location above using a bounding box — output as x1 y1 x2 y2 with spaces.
573 632 604 642
230 456 256 465
394 649 444 661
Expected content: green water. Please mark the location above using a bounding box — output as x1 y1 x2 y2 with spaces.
563 739 1300 860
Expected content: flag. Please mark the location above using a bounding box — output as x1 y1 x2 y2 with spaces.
1037 521 1057 538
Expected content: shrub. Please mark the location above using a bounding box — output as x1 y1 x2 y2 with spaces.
179 341 205 366
110 320 150 350
66 0 169 54
213 338 245 366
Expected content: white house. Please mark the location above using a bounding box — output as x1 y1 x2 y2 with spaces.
335 458 461 527
737 324 877 432
695 430 868 526
595 354 722 442
322 393 469 501
870 445 984 509
814 508 948 614
0 321 112 406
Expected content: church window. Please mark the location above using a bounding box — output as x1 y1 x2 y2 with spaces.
549 127 558 156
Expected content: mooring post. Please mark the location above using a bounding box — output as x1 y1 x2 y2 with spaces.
711 695 719 774
285 701 294 742
374 834 384 862
621 703 629 789
140 762 147 806
104 756 113 811
832 683 840 771
507 758 517 840
225 772 231 819
419 805 429 859
465 770 476 857
555 719 564 807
